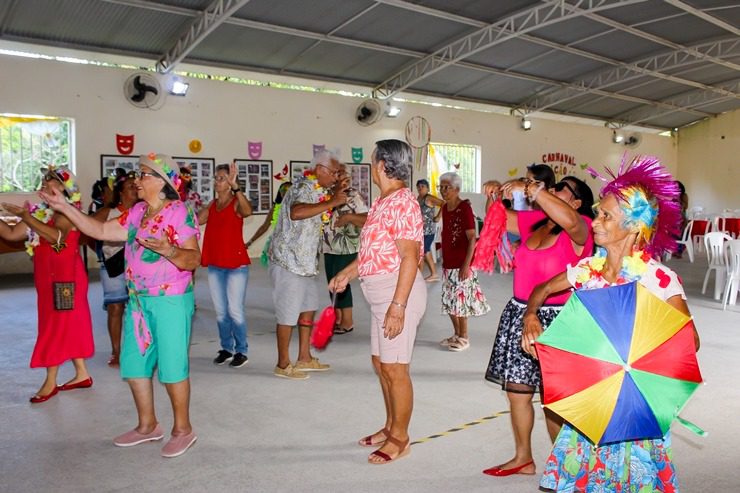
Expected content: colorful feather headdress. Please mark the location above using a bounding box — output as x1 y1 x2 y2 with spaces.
588 154 681 257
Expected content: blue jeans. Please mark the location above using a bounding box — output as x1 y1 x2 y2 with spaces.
207 265 249 354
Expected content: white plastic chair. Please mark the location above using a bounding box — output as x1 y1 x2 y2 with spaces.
693 218 711 254
675 220 695 263
723 240 740 310
702 232 732 300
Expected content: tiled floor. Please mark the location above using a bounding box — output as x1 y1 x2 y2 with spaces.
0 255 737 492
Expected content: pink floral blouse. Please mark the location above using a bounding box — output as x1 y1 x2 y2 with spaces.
119 201 200 296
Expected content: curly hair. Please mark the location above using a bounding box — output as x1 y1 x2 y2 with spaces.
374 139 412 182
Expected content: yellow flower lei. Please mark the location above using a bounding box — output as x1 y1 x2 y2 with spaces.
575 249 650 287
303 171 332 224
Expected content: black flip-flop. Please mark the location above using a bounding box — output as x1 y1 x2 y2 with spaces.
333 326 354 334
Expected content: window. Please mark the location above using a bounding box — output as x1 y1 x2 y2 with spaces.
0 115 74 193
428 142 480 193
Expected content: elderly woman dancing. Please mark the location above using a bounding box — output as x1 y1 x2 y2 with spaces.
0 167 94 403
329 139 426 464
483 173 595 477
42 154 201 458
523 156 700 492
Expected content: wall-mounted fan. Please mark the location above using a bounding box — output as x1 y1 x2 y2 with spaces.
123 72 165 110
624 133 642 148
355 99 383 126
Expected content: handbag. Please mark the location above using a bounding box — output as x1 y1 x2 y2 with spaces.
103 248 125 277
53 282 75 310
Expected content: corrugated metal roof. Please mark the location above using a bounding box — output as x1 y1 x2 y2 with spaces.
0 0 736 129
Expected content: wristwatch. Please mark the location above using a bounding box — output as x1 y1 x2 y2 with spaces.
231 186 240 193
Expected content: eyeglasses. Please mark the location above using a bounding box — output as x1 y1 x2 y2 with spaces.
553 181 580 199
438 185 453 191
317 163 340 177
214 175 228 182
135 171 158 179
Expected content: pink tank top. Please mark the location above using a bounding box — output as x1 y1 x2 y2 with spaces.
512 211 593 305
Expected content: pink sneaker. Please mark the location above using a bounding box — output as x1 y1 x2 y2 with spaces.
161 432 197 458
113 424 164 447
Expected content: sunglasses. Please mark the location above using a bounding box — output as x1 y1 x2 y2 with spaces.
553 181 580 199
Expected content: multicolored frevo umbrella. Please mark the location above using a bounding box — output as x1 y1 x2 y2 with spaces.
536 282 702 446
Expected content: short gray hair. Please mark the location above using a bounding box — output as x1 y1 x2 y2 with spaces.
311 147 341 167
374 139 412 182
439 172 462 190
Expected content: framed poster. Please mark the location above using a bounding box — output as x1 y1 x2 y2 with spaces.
289 160 312 182
234 159 273 214
173 157 216 203
100 154 138 178
347 163 371 205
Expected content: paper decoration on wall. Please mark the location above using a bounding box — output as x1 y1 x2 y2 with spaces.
579 163 589 170
453 162 461 170
352 147 363 163
188 139 202 154
313 144 325 157
116 134 135 155
508 167 518 177
273 164 289 181
405 116 431 149
248 141 262 159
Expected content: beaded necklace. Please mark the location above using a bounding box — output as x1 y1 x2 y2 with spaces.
303 170 332 224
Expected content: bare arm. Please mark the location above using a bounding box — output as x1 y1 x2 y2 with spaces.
247 206 274 246
328 258 359 293
334 212 367 228
291 190 347 220
521 271 572 358
226 162 252 218
459 228 477 279
666 295 700 351
383 238 420 340
0 215 29 241
2 201 72 244
197 203 211 225
39 188 127 242
531 187 589 246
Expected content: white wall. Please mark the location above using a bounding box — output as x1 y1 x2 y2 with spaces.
0 54 679 273
677 109 740 214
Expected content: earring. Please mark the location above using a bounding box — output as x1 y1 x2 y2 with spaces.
158 191 166 200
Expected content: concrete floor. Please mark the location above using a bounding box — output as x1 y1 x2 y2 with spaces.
0 256 738 493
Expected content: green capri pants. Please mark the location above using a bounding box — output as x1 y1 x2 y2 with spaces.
120 291 194 384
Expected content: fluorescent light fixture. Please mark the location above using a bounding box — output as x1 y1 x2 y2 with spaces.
612 131 624 144
520 117 532 131
170 79 189 96
386 105 401 118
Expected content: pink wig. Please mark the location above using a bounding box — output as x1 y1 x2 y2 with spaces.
588 154 681 257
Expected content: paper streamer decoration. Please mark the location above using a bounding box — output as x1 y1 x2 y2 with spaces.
116 134 134 155
352 147 363 163
405 116 431 149
188 139 202 154
313 144 325 156
248 141 262 159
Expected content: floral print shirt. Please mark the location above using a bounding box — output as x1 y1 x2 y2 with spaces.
358 187 423 277
269 176 328 276
119 201 200 296
322 190 368 255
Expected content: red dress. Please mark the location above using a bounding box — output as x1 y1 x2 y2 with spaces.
30 229 94 368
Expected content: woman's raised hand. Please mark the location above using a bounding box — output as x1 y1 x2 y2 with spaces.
228 162 239 188
38 187 68 211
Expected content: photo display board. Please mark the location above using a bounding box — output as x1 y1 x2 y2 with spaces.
100 154 138 177
234 159 273 214
347 163 371 205
173 157 216 203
